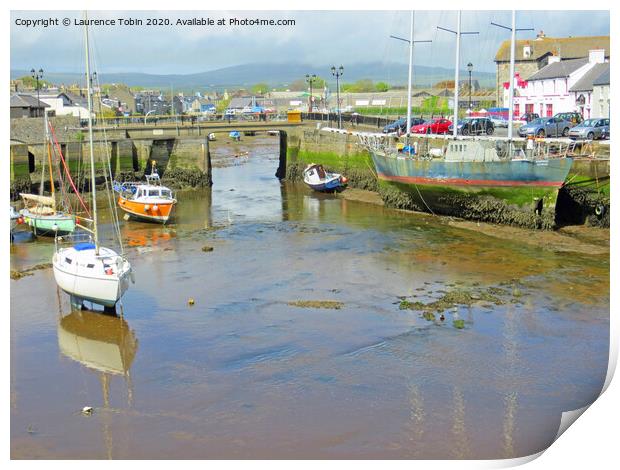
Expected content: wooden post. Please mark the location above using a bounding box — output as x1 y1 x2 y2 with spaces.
204 137 213 186
275 131 287 179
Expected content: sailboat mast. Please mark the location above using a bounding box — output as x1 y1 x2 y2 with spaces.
406 10 414 136
452 10 461 138
84 12 99 252
507 10 516 140
45 111 55 207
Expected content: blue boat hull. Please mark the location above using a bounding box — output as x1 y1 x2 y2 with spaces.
371 152 573 227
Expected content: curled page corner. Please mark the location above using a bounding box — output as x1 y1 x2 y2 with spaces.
554 405 590 442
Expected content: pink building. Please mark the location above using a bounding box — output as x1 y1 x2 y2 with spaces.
509 49 608 119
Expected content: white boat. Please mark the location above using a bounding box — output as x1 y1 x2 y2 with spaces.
53 243 132 307
302 163 347 192
53 13 132 311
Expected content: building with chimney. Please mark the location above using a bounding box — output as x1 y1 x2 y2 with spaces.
494 32 609 104
512 49 609 118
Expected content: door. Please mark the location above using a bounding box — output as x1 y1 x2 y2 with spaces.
545 103 553 117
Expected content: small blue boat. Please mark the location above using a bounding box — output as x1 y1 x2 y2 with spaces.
302 163 347 192
229 131 241 141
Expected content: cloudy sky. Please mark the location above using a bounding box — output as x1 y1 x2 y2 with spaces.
10 10 610 75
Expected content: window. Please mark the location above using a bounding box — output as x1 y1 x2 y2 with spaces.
149 189 160 197
514 103 520 117
546 104 553 117
86 263 94 268
161 190 171 198
65 257 72 264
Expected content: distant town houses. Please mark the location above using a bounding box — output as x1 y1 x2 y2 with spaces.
10 32 610 122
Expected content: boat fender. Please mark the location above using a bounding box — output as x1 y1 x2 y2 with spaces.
17 216 24 224
144 204 150 211
340 176 348 184
595 204 605 217
105 268 113 275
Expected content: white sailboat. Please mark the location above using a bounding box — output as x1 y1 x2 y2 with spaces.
53 13 132 310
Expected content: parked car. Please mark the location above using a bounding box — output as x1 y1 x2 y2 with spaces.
448 117 494 136
411 118 452 135
518 117 573 138
553 112 583 127
383 117 426 134
520 112 539 123
383 118 406 134
568 118 610 140
489 116 509 128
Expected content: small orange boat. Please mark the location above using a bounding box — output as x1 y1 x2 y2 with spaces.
114 167 176 224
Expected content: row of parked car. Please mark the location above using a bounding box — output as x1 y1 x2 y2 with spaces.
518 112 609 140
382 113 609 140
383 117 496 136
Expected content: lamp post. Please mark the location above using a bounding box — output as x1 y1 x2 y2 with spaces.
467 62 473 112
30 68 44 116
331 65 344 129
306 74 317 113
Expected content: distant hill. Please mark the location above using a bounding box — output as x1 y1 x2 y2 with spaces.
11 62 495 91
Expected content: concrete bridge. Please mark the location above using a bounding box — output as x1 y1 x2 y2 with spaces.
10 117 303 197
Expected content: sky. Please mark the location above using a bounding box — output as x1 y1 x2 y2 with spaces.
10 10 610 75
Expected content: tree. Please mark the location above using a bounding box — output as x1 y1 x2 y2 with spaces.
375 82 389 92
17 75 50 90
251 83 270 95
216 97 231 113
434 80 455 89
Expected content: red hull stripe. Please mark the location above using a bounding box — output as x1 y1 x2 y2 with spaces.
377 173 563 188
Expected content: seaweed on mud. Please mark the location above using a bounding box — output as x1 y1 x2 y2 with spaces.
437 194 556 230
10 176 32 201
11 263 52 280
398 287 507 314
288 300 344 309
161 168 212 189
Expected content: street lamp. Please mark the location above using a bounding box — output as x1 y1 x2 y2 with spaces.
331 65 344 129
305 74 317 113
467 62 473 111
30 68 44 116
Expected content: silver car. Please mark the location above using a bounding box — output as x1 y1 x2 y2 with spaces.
518 117 573 138
568 118 610 140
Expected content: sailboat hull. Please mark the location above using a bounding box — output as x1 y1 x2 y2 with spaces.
53 247 131 308
20 209 75 236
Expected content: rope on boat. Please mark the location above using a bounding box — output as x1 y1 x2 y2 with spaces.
49 122 92 217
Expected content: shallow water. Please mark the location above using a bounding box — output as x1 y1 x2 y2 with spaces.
10 139 609 459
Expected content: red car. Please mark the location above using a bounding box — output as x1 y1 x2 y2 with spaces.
411 118 452 134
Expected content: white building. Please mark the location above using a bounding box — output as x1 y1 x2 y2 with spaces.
37 92 90 119
591 67 610 119
569 62 610 119
512 49 608 118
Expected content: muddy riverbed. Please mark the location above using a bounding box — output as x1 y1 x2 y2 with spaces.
10 136 609 459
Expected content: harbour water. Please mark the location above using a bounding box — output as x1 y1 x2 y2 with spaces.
10 137 609 459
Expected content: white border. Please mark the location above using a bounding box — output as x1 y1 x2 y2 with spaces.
4 1 616 468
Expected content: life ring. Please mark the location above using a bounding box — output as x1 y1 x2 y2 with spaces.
595 204 605 217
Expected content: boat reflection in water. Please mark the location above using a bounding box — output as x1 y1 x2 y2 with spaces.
58 309 138 377
57 307 138 458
